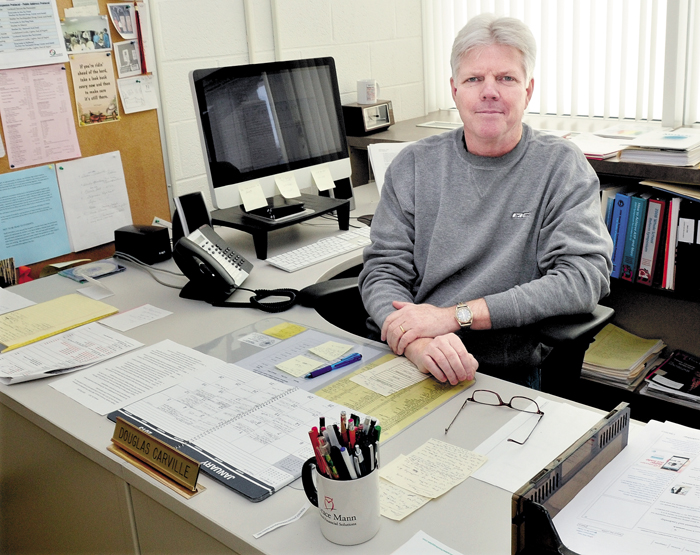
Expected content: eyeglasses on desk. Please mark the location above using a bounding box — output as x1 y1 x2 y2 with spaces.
444 389 545 445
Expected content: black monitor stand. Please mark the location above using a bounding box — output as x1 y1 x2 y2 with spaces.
211 193 350 259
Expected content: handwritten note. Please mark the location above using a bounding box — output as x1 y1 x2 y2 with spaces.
239 180 268 212
274 173 301 198
263 322 306 339
379 476 430 521
56 151 132 252
380 439 487 498
275 355 321 377
311 166 335 191
308 341 353 361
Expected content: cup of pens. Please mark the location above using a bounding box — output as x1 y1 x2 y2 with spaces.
301 413 381 545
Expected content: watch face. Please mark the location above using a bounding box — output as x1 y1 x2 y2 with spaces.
457 306 472 324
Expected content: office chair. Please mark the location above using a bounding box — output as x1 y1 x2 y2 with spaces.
298 276 614 395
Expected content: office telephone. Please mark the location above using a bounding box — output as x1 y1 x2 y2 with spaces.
173 224 253 301
173 224 299 312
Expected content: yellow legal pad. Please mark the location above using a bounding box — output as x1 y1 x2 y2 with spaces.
0 294 119 353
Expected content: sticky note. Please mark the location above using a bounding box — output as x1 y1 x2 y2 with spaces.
311 166 335 191
263 322 306 339
274 173 301 198
309 341 353 361
239 180 268 212
275 355 322 377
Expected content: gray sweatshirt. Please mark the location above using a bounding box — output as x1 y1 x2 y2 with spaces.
359 124 613 337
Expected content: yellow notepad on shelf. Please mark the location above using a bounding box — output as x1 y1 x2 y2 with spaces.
0 294 118 353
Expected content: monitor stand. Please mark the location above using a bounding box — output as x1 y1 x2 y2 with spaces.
211 193 350 259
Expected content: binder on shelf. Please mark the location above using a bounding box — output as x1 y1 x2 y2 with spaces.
661 197 681 290
620 192 650 282
673 198 700 295
610 192 632 279
637 197 666 285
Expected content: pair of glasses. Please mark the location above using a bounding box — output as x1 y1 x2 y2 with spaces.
444 389 545 445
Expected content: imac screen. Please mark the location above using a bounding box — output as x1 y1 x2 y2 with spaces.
191 58 349 195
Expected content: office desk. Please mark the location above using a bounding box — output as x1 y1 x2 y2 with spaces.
0 184 604 555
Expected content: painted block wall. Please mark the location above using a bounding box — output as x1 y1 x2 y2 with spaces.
148 0 424 206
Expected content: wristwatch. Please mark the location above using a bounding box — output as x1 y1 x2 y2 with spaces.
455 302 473 328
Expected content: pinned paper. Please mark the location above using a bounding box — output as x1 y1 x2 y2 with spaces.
274 173 301 198
239 180 268 212
263 322 306 339
275 355 322 377
311 166 336 191
309 341 353 361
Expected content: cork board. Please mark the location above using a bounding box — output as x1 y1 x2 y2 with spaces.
0 0 170 279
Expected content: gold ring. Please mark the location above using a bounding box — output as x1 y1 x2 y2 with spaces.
399 325 406 334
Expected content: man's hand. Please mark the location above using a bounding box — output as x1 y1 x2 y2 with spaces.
404 335 478 385
381 301 458 355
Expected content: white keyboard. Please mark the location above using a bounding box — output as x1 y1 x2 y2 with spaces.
266 226 371 272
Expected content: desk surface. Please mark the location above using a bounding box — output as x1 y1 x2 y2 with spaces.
0 184 606 555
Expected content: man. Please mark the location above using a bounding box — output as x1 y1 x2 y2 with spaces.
358 13 613 389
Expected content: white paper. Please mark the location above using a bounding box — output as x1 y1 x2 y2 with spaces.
367 142 413 193
0 322 142 384
350 356 428 396
390 530 465 555
99 304 171 331
471 398 602 493
238 180 268 212
50 340 210 415
117 75 158 114
56 151 133 251
0 288 35 316
554 420 700 554
0 1 69 69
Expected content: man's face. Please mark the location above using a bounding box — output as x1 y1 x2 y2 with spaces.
450 43 534 157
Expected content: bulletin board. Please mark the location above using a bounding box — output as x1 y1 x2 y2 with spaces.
0 0 170 280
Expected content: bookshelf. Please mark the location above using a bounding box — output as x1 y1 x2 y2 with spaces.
347 112 700 426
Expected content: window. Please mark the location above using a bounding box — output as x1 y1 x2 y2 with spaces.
423 0 700 125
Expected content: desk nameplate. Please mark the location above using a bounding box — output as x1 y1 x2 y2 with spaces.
110 417 203 497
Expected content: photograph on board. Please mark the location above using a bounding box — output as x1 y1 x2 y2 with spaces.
61 15 112 54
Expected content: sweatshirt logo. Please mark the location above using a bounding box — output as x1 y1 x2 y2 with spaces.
512 212 531 219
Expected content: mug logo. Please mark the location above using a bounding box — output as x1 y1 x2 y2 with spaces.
324 496 335 510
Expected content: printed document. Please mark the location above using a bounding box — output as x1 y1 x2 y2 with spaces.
554 420 700 554
0 165 71 266
0 66 81 168
0 1 69 69
350 356 429 396
0 322 142 384
50 339 209 414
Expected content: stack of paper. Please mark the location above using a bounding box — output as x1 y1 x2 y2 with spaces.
593 122 671 140
567 133 627 160
620 127 700 166
639 350 700 408
582 323 665 390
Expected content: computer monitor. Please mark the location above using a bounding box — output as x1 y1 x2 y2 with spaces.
190 57 353 210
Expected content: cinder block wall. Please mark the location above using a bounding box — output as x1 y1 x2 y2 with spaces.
148 0 424 207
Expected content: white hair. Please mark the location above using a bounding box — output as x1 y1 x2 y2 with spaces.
450 13 537 82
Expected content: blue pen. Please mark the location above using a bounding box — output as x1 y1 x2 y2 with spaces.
305 352 362 379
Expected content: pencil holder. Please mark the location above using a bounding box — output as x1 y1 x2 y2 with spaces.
301 456 381 545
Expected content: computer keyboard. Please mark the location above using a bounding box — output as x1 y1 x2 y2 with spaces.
266 226 371 272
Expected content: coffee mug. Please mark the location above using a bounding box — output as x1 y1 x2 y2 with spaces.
301 456 381 545
357 79 379 104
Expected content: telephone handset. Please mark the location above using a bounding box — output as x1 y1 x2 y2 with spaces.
173 224 253 301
